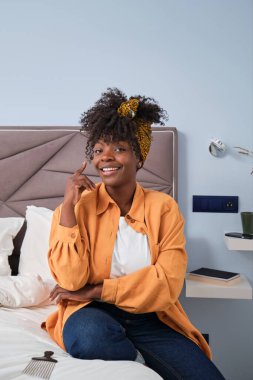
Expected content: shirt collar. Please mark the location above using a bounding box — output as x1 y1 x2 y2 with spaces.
96 183 116 215
127 183 144 222
96 182 145 223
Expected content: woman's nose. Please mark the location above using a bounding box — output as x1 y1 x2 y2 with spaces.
100 147 114 161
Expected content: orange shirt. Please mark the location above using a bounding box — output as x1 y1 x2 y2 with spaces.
45 183 211 359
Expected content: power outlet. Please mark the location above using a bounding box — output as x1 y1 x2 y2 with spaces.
192 196 239 213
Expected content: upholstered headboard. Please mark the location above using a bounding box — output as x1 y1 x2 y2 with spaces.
0 126 177 273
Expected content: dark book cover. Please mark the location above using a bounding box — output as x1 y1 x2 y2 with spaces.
189 267 240 282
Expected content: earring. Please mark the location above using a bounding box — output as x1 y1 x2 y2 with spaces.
137 162 142 169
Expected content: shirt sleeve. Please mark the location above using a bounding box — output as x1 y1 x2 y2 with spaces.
101 202 187 313
47 205 90 291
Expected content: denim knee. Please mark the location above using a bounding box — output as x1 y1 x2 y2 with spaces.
63 307 137 360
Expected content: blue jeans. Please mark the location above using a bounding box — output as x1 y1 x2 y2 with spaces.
63 301 225 380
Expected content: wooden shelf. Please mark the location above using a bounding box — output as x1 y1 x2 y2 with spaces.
224 236 253 251
185 274 252 299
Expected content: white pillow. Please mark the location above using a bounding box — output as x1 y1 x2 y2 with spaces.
0 217 25 276
18 206 54 281
0 274 55 308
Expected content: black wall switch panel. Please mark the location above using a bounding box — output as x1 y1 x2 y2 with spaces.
192 195 238 213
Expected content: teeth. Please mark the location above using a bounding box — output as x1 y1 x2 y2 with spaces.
102 167 119 172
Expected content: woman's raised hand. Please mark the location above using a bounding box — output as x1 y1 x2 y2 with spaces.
63 162 96 207
60 163 96 227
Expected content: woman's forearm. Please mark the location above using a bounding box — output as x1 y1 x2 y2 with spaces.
50 283 104 303
60 202 77 227
92 284 103 300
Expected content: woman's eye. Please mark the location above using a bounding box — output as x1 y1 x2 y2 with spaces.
93 149 102 155
115 147 125 152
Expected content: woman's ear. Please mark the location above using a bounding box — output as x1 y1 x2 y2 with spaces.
136 161 143 170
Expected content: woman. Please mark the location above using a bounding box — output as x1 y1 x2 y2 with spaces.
46 88 224 379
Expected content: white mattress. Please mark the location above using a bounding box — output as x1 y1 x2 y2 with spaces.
0 305 162 380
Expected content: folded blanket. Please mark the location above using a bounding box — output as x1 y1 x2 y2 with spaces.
0 274 55 308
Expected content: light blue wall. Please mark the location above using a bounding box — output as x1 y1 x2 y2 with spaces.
1 0 253 378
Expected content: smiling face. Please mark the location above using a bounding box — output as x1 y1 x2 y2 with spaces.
92 139 140 190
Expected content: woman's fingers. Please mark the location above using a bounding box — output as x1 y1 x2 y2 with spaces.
49 285 70 301
49 285 63 301
75 175 96 191
75 161 87 175
49 284 95 304
50 289 71 304
51 290 85 304
63 163 96 206
73 162 96 191
54 292 73 304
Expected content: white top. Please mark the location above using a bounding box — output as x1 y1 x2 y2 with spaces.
110 217 151 278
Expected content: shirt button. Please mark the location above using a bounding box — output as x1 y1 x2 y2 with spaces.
70 233 76 238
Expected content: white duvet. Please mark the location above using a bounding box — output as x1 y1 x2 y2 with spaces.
0 305 162 380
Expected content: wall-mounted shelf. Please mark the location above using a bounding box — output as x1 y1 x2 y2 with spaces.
185 274 252 299
224 235 253 251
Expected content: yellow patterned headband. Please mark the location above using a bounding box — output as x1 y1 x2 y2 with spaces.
117 98 152 161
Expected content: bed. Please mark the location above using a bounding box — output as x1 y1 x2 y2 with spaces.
0 126 178 380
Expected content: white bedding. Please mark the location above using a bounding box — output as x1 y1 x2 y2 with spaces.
0 305 162 380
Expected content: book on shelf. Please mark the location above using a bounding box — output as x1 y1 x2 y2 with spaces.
187 267 240 285
225 232 253 240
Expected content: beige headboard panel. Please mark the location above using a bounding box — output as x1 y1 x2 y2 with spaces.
0 126 177 274
0 126 178 218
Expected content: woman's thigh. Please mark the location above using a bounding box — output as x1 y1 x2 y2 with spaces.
125 317 225 380
63 306 137 360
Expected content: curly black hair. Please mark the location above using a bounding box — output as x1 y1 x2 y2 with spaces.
80 87 168 160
